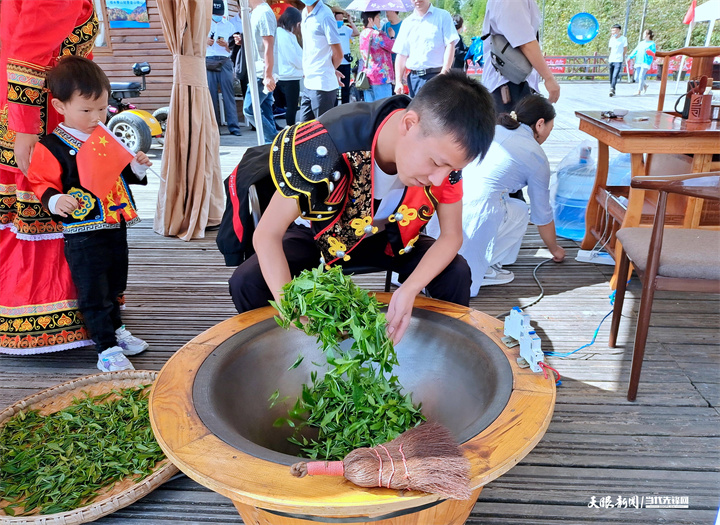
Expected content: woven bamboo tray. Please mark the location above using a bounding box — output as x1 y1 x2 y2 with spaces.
0 370 179 525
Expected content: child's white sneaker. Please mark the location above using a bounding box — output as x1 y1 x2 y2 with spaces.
115 325 149 355
97 347 135 372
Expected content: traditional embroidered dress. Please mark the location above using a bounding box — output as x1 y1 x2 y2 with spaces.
217 96 463 268
0 0 98 354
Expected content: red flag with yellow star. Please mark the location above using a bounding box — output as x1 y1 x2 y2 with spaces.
76 122 134 199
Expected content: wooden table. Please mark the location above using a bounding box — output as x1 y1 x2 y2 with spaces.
575 110 720 287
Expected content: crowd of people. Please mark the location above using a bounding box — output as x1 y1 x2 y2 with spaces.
1 0 661 369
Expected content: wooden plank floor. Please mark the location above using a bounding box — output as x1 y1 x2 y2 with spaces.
1 81 718 524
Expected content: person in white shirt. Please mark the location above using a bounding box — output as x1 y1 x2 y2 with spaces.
207 6 243 135
242 0 279 143
275 7 303 125
332 7 359 104
392 0 458 97
481 0 559 114
298 0 343 121
608 24 628 97
426 94 565 294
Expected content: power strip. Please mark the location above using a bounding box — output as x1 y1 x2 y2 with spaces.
576 249 615 266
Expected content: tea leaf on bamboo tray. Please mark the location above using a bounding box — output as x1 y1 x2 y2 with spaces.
272 265 425 460
0 384 166 516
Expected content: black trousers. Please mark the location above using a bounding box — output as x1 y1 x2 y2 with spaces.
229 224 471 313
276 79 301 126
337 64 351 104
609 62 623 90
64 225 128 353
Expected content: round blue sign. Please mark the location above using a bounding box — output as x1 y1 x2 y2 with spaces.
568 12 599 45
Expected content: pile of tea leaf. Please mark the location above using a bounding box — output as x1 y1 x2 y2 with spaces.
0 384 165 516
270 265 425 460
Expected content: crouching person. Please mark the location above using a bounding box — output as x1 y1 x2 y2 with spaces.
220 71 496 344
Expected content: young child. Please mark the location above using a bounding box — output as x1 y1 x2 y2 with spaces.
25 56 151 372
219 71 496 344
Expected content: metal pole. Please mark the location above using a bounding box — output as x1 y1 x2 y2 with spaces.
539 0 546 47
638 0 649 42
241 0 265 145
623 0 631 36
624 0 632 82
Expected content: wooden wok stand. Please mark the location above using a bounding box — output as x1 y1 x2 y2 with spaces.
149 295 555 524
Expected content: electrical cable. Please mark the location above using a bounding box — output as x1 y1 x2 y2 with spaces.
543 308 614 357
495 258 553 319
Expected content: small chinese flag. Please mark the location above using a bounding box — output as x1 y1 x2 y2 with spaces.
76 122 134 199
682 0 696 24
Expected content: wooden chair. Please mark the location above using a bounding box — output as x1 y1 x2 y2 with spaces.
608 172 720 401
655 46 720 114
248 184 392 292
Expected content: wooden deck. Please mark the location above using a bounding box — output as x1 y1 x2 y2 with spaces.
1 81 718 524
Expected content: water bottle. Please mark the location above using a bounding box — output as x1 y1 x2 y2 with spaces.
607 153 632 186
552 146 596 241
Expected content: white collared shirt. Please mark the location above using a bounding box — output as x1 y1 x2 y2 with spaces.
392 5 458 70
207 17 242 58
337 23 353 65
301 1 341 91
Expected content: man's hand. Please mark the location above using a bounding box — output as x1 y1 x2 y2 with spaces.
14 132 39 175
54 194 79 217
385 285 415 344
335 69 345 87
207 36 215 47
263 74 276 92
394 83 405 95
216 36 229 50
134 151 152 166
544 76 560 103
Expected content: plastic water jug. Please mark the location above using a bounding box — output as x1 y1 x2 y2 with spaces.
608 153 631 186
552 146 596 241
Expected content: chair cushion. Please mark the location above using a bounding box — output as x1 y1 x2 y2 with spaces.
617 228 720 280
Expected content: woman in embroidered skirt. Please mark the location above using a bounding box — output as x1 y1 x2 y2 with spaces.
0 0 97 354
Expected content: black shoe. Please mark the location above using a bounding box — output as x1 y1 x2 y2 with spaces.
230 130 242 136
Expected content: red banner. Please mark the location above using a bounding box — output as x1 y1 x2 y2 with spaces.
546 57 566 74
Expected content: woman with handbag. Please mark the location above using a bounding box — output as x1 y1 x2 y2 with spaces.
358 11 395 102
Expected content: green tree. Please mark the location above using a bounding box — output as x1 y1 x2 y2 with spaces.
457 0 718 55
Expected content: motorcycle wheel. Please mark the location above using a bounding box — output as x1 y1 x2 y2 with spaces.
107 112 152 153
152 107 169 146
